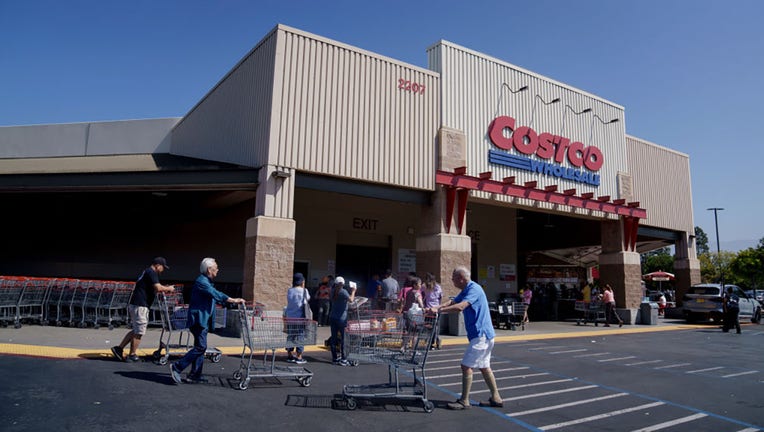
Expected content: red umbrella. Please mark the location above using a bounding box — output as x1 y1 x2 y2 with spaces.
642 270 675 282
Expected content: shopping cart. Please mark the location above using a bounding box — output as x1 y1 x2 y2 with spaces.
95 281 134 330
508 302 528 330
151 291 223 365
234 304 315 390
16 277 50 326
575 300 605 326
342 310 441 413
0 277 25 328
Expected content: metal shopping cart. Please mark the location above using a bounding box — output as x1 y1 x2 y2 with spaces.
234 304 315 390
95 281 134 330
0 277 25 328
16 277 50 326
151 291 223 365
508 302 528 330
575 300 605 326
342 309 441 413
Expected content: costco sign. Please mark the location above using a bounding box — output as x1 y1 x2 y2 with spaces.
488 116 602 186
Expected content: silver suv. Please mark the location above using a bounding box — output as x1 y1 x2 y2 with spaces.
683 284 761 324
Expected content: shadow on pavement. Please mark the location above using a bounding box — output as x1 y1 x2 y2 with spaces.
285 394 444 412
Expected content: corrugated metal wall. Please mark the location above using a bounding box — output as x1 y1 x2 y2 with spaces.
428 41 626 216
171 28 278 167
271 26 440 190
626 135 694 232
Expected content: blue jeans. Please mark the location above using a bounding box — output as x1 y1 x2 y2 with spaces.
174 324 207 379
329 318 346 361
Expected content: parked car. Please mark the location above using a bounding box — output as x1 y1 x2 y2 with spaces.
744 289 763 303
683 284 761 324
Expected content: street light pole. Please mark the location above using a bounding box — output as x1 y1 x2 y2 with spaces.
707 207 724 286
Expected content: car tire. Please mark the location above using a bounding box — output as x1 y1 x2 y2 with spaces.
752 308 761 324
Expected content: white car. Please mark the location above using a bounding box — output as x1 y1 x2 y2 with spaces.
683 284 761 324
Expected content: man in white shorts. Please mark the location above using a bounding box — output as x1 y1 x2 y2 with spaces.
112 257 175 362
431 266 503 410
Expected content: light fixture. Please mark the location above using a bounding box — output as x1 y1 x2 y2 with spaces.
271 169 291 179
559 105 593 136
588 114 621 142
493 83 529 117
528 95 562 128
151 192 168 197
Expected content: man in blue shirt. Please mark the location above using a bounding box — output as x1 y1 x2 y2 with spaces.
169 257 245 384
432 266 503 410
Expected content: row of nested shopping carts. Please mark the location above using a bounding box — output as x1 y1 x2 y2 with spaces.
0 276 136 330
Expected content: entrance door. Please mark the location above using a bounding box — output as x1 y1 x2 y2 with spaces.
335 244 391 296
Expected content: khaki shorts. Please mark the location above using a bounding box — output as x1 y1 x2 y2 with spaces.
128 305 149 335
461 336 494 369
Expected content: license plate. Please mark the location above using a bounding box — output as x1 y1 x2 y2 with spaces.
696 298 705 303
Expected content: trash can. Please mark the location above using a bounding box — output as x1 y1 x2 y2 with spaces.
640 302 658 325
449 312 467 336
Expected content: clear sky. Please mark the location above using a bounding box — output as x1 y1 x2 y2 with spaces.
2 0 762 251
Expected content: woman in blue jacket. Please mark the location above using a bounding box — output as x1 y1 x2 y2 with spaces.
170 258 245 384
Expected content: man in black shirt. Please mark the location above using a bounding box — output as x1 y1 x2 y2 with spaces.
112 257 175 362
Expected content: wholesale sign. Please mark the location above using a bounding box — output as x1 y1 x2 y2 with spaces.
488 116 602 186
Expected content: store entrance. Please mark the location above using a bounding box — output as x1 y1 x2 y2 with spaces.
335 244 391 297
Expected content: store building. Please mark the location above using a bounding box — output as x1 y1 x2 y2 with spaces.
0 25 700 320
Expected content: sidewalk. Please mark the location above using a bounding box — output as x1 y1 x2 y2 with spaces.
0 317 700 360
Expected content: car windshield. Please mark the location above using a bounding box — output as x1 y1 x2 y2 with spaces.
688 286 721 295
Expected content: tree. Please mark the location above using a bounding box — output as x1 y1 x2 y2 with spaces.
694 226 710 255
729 247 764 289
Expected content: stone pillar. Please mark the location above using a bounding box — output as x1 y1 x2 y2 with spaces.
673 231 701 307
241 165 296 309
599 219 642 323
415 126 471 298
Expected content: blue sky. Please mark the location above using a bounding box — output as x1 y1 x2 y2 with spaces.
2 0 762 251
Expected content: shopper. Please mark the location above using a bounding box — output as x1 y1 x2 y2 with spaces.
380 269 399 312
169 258 245 384
722 286 741 334
430 266 503 410
602 284 623 327
422 272 443 350
329 276 356 366
285 272 310 364
111 257 175 362
316 275 333 326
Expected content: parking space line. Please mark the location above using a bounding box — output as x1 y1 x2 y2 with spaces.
504 385 598 401
528 346 568 351
629 412 707 431
721 370 758 378
549 349 588 354
538 401 664 430
654 362 691 369
686 366 724 374
429 366 530 381
507 392 627 416
438 372 549 387
471 378 574 394
573 352 611 357
625 360 663 366
598 356 637 362
736 428 761 432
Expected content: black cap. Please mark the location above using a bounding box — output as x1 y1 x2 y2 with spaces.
293 272 305 286
152 257 170 269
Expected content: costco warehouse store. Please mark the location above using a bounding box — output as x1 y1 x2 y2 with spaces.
0 25 700 321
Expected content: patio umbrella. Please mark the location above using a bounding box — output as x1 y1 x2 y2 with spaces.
642 270 675 292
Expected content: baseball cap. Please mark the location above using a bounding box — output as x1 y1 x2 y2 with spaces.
152 257 170 269
293 272 305 286
334 276 345 285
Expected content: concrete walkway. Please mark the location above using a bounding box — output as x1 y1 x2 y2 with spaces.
0 316 704 360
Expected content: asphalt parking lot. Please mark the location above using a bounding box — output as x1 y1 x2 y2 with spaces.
1 320 762 431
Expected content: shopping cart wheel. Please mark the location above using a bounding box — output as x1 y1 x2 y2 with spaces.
238 379 250 390
349 360 359 367
297 376 312 387
158 356 168 366
210 353 222 363
423 400 435 413
14 322 22 329
345 398 357 410
108 324 115 331
233 370 243 380
93 324 100 330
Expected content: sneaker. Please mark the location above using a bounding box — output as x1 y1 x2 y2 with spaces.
334 359 350 366
110 346 124 362
294 358 307 365
169 364 182 384
125 354 140 362
285 357 297 363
